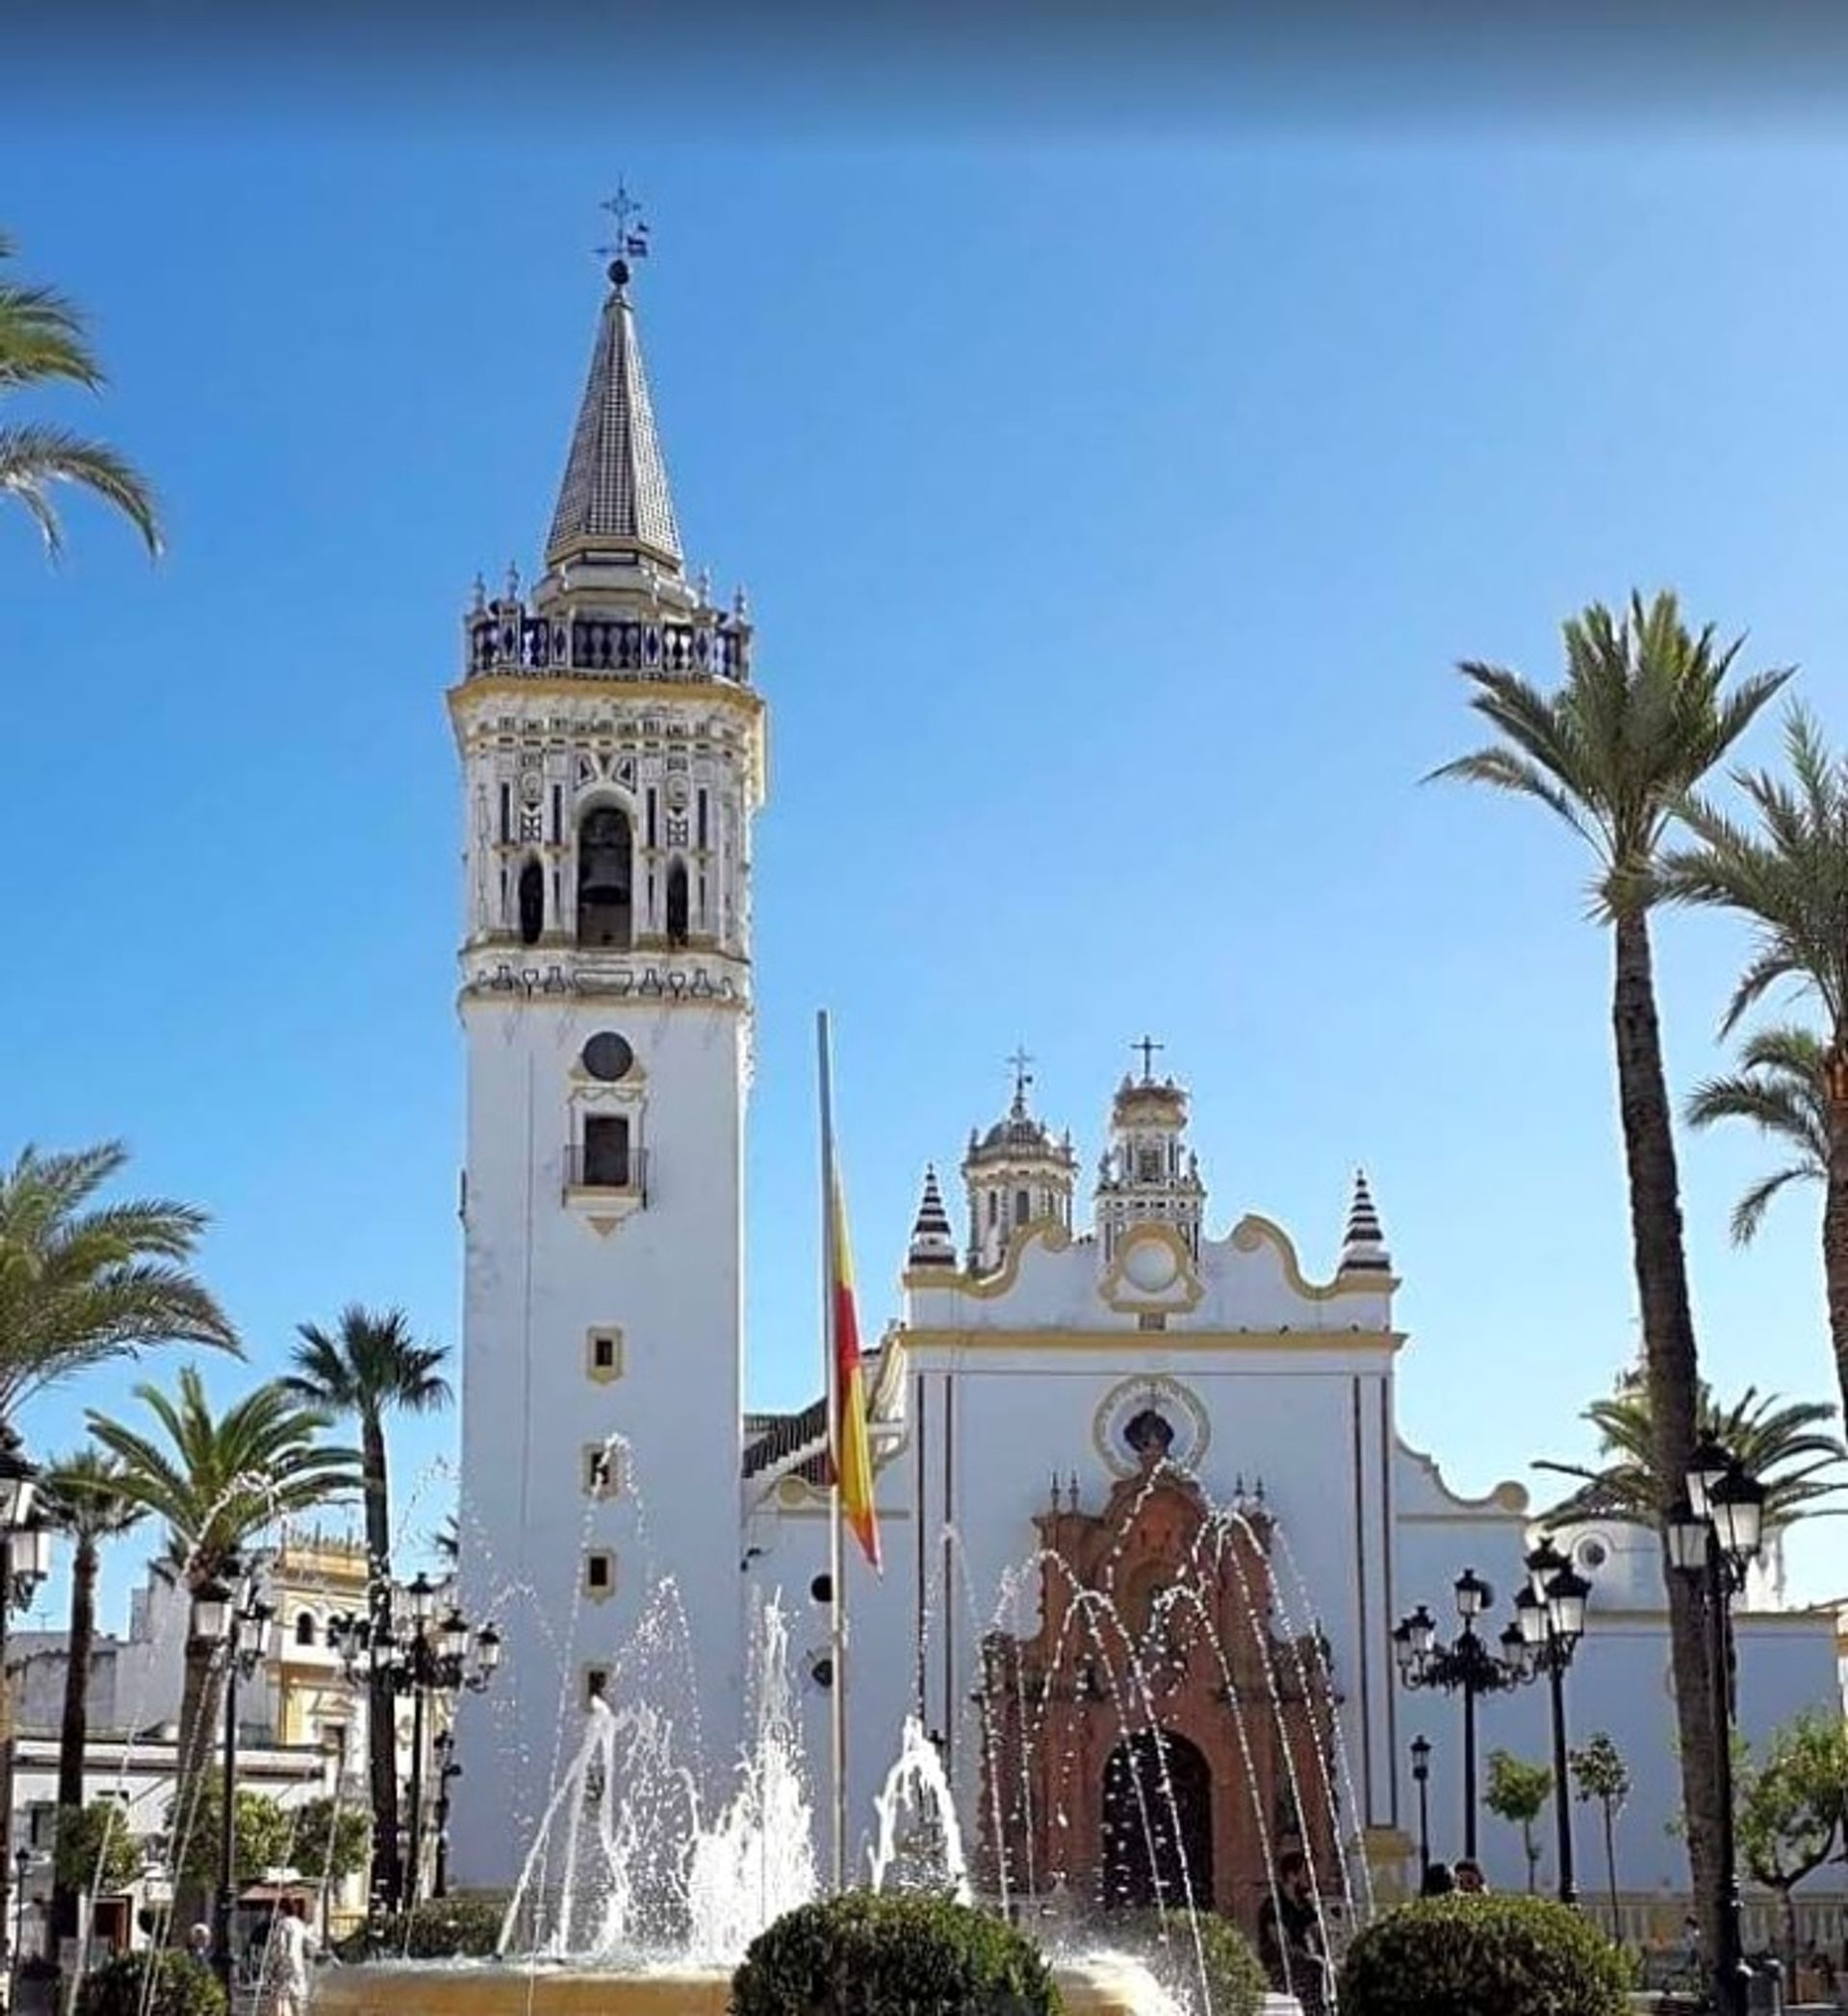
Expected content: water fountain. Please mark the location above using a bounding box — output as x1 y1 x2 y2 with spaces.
317 1474 1339 2016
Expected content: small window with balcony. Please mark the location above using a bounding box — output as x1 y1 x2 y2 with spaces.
581 1114 630 1189
585 1550 616 1600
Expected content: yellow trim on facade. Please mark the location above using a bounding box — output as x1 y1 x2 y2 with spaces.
898 1325 1404 1355
903 1211 1399 1302
1096 1222 1206 1315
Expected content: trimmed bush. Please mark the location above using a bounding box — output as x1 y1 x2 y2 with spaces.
732 1891 1064 2016
1110 1909 1267 2016
1338 1895 1630 2016
345 1892 511 1959
75 1952 226 2016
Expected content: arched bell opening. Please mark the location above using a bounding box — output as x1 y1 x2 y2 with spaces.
577 805 633 949
665 857 690 946
517 857 546 946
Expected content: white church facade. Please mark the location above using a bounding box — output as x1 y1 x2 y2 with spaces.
449 257 1845 1935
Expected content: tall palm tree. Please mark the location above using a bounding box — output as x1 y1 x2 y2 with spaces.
1686 1024 1829 1245
1663 706 1848 1435
87 1366 358 1922
0 1140 240 1429
0 231 162 558
1537 1376 1846 1530
283 1306 450 1908
1430 588 1793 1957
38 1449 146 1946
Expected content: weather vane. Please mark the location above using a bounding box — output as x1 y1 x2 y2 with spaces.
597 182 652 277
1007 1045 1035 1106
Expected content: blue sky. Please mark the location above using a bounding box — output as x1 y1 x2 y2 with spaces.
5 106 1848 1624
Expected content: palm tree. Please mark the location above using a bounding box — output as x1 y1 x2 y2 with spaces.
0 1140 240 1429
39 1449 146 1947
1537 1375 1846 1530
1430 588 1793 1956
0 231 162 558
283 1306 450 1907
1686 1024 1829 1245
1663 706 1848 1434
87 1366 358 1921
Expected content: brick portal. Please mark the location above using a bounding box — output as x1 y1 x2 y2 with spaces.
977 1448 1340 1932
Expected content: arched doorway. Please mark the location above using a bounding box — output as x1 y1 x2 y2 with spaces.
1099 1728 1213 1912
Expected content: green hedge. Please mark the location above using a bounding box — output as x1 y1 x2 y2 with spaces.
1108 1909 1267 2016
75 1952 226 2016
1338 1895 1630 2016
344 1892 510 1959
732 1892 1063 2016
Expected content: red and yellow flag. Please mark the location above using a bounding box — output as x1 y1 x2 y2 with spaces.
828 1153 882 1574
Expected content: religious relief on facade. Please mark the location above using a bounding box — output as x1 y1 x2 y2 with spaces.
976 1435 1339 1928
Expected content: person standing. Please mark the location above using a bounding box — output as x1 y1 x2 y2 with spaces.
260 1898 317 2016
1257 1850 1328 2016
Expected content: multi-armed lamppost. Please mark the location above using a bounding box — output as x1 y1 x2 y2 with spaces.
1393 1569 1529 1861
1667 1438 1767 2016
1510 1538 1593 1904
430 1730 462 1900
0 1431 51 2006
195 1565 278 1997
1409 1735 1433 1878
331 1572 500 1910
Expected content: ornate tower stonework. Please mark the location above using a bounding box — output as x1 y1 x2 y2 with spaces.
451 253 759 1884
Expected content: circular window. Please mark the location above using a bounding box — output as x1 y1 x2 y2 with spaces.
1576 1537 1609 1571
581 1033 634 1083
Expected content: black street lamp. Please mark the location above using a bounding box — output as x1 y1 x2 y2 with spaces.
199 1566 277 1999
1512 1538 1593 1905
12 1845 31 1988
430 1731 462 1900
331 1572 499 1911
1393 1569 1529 1862
0 1429 50 2009
1409 1735 1433 1877
1667 1438 1766 2016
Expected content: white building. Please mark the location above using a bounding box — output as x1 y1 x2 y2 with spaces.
449 256 1846 1947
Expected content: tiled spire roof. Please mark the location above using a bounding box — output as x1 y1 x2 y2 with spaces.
545 262 682 573
908 1164 957 1268
1340 1167 1393 1274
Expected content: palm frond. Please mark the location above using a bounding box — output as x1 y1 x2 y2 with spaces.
0 423 163 560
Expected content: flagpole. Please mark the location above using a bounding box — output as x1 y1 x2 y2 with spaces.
817 1008 848 1895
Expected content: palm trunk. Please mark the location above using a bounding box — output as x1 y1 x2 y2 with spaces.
48 1537 98 1946
1820 1037 1848 1444
363 1416 400 1909
171 1603 225 1934
1611 911 1722 1962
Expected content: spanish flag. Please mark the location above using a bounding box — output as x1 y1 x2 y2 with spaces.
820 1013 882 1576
828 1150 882 1573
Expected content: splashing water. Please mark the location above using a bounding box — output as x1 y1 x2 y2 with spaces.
868 1715 971 1903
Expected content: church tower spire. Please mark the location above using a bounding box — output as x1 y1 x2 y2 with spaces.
545 252 682 577
451 217 757 1891
1094 1039 1207 1264
961 1049 1077 1276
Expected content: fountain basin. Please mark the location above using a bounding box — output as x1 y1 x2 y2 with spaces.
315 1956 1245 2016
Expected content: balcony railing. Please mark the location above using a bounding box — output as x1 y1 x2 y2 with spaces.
563 1143 649 1205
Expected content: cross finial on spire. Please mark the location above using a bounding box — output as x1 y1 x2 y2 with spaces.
1133 1034 1164 1083
596 182 653 288
1007 1045 1035 1112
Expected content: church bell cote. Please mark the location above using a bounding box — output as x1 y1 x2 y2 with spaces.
1095 1040 1206 1263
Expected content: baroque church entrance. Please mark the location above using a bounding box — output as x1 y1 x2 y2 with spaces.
1099 1729 1214 1910
977 1420 1338 1927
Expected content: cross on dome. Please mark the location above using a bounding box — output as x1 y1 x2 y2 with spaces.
1133 1034 1165 1084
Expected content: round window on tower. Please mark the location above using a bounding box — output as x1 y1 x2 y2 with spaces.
581 1033 635 1083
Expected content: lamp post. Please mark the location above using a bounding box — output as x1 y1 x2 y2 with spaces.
0 1429 48 2010
12 1845 30 1987
1409 1735 1432 1878
1667 1438 1766 2016
1393 1569 1528 1861
430 1731 461 1900
330 1573 499 1912
200 1566 277 1999
1512 1538 1593 1906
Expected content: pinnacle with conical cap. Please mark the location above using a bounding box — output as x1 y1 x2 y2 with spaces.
546 262 682 574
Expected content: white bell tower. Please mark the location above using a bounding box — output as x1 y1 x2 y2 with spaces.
450 242 760 1885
